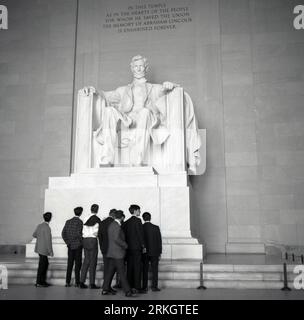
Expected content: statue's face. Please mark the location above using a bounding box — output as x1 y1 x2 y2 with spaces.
131 59 146 79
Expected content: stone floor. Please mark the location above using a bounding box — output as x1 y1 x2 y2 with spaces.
0 285 304 300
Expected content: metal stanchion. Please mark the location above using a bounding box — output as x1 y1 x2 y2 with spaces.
197 261 207 290
285 252 288 260
301 255 304 265
281 262 291 291
292 253 295 262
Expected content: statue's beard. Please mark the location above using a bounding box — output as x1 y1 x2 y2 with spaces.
132 71 146 79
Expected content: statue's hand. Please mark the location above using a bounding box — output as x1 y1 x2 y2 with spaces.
83 86 96 96
107 92 121 108
162 81 179 91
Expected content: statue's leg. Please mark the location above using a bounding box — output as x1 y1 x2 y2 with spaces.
99 107 120 165
131 108 153 165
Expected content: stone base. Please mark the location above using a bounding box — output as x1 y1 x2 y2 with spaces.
26 237 203 260
226 243 265 254
26 167 202 260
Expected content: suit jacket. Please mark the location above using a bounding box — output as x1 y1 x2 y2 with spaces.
106 220 128 259
143 222 162 256
61 217 83 250
33 222 53 256
122 216 145 251
98 216 114 254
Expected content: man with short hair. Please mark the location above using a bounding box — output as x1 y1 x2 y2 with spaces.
98 208 116 293
62 207 84 287
122 204 146 293
33 212 54 287
142 212 162 292
102 210 135 297
80 204 101 289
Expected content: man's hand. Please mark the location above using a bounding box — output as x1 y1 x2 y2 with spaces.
83 86 96 96
162 81 179 91
142 247 147 254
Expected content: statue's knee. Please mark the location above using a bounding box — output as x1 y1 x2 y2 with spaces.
138 108 151 119
104 107 118 120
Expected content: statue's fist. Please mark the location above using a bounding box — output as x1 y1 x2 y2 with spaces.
83 86 96 96
162 81 179 91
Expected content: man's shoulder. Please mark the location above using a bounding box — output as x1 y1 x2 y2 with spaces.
108 220 119 231
36 223 44 230
145 223 160 231
67 217 82 225
101 216 112 224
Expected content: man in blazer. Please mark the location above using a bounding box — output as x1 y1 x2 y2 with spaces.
142 212 162 291
33 212 54 287
102 210 135 297
98 208 116 293
122 204 146 293
61 206 84 287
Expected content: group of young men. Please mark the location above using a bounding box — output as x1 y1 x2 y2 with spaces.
32 204 162 298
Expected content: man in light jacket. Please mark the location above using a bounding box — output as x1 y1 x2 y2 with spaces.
33 212 54 287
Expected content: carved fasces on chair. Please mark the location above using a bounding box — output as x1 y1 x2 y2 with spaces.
74 87 205 175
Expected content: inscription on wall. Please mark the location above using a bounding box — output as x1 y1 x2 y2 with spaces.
102 3 192 33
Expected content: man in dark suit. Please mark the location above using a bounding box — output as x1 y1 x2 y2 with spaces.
98 208 116 293
142 212 162 292
33 212 54 287
102 210 135 297
61 207 84 287
122 204 146 293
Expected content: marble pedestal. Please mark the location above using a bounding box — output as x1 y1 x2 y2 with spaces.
26 167 203 260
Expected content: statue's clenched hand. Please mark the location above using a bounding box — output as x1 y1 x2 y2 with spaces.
83 86 96 96
162 81 180 91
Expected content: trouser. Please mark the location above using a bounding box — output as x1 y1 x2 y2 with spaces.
36 254 49 285
102 254 110 282
126 250 142 290
66 246 83 285
80 238 98 285
115 258 126 286
142 255 159 289
102 258 130 293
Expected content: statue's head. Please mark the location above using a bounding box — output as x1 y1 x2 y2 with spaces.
130 55 148 79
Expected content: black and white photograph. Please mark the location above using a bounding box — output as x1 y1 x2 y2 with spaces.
0 0 304 310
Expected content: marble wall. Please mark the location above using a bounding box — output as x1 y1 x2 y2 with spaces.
0 0 303 253
0 0 77 245
220 0 304 252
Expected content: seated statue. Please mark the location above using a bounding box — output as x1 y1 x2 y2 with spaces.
79 55 201 174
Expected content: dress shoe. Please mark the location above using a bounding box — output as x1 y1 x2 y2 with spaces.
131 288 137 294
151 287 161 292
102 290 116 295
65 283 71 287
79 283 88 289
43 282 52 287
137 289 147 294
35 283 48 288
125 291 136 298
90 284 101 289
110 287 117 294
74 283 80 288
